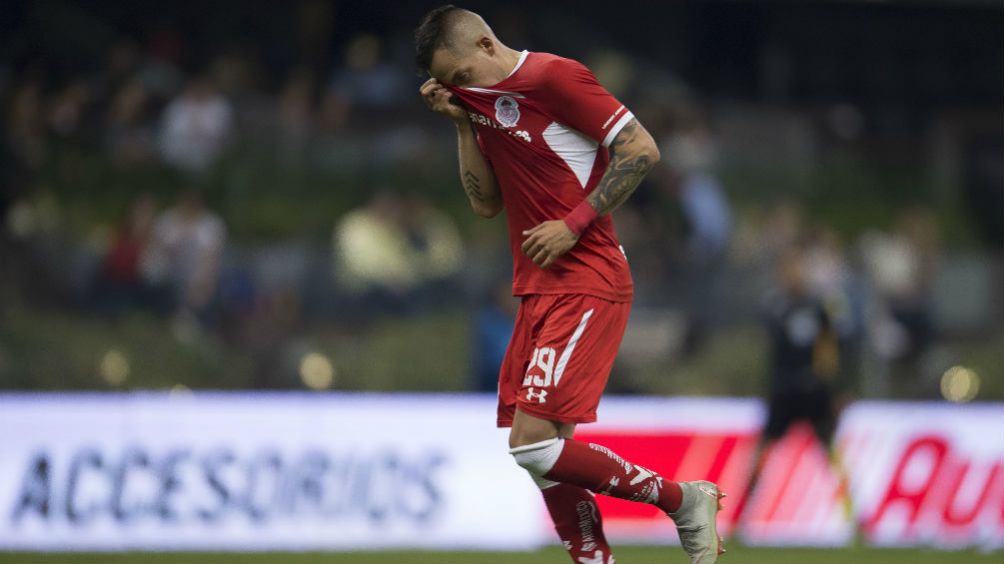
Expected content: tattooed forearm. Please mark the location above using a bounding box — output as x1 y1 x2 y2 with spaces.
587 119 658 216
455 119 502 217
463 170 485 202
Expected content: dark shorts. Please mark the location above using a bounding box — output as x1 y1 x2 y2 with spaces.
764 383 836 444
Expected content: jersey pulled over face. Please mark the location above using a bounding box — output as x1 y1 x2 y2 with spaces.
446 51 634 303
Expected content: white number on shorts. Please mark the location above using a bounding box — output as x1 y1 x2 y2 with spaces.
522 346 557 388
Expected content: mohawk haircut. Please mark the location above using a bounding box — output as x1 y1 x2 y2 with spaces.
414 4 463 73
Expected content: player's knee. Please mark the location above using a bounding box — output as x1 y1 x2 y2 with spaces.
507 414 562 450
509 427 550 450
509 436 564 477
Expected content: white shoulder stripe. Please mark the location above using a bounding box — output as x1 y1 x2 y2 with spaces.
602 111 635 148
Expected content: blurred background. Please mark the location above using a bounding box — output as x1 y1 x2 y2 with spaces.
1 0 1000 402
0 0 1002 559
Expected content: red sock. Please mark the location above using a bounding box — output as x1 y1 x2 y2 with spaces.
544 439 683 514
542 483 614 564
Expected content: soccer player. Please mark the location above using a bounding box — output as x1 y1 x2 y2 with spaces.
416 6 725 564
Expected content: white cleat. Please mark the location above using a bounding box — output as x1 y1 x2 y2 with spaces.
669 480 727 563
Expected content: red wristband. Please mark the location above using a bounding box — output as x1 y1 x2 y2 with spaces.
563 200 598 237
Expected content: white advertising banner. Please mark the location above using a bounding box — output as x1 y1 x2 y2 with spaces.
0 393 540 551
0 393 1001 551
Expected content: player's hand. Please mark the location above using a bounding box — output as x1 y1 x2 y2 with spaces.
521 220 579 269
420 78 468 123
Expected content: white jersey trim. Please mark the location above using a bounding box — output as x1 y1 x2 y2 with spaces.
542 121 600 189
602 105 626 130
602 111 635 148
553 309 595 387
506 50 530 79
464 87 526 99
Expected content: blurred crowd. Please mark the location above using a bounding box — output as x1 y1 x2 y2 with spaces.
1 2 999 398
0 24 473 387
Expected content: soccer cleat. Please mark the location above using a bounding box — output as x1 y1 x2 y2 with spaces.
669 480 727 563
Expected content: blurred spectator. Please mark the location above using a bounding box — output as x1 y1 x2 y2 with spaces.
101 40 142 91
6 81 47 171
804 226 852 305
403 193 466 290
48 79 92 143
659 117 733 354
322 34 407 130
105 77 157 166
677 172 732 260
472 281 518 392
228 285 303 389
0 2 998 398
158 76 234 173
101 37 181 105
333 191 463 315
662 119 732 259
141 189 226 322
211 49 273 140
0 114 22 224
760 202 805 262
804 225 863 371
275 67 317 164
587 49 636 99
210 50 257 101
91 193 159 314
860 207 941 383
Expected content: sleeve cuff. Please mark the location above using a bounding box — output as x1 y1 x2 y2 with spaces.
602 111 635 148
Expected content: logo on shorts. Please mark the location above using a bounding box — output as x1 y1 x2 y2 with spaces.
526 387 548 404
494 96 520 128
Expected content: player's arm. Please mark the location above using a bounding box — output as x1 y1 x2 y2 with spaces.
420 78 503 218
582 116 658 217
521 57 659 268
521 118 659 268
455 119 503 218
584 118 659 216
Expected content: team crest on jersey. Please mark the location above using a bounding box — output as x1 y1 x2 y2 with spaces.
494 95 520 128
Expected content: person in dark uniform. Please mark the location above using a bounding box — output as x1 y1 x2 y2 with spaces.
733 243 855 535
762 245 840 444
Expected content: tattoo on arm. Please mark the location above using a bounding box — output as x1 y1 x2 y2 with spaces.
463 170 485 202
586 119 655 216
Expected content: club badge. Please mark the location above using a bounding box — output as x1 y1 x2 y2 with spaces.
494 95 520 128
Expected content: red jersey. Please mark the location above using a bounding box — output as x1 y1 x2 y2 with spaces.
447 51 635 303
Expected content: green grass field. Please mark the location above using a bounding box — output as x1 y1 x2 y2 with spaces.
1 546 1000 564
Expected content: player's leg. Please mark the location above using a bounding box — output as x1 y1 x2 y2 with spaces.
506 295 725 562
535 422 615 564
496 296 614 564
510 407 684 512
506 294 684 515
511 409 725 562
809 384 860 542
731 390 790 533
541 484 611 564
730 435 774 538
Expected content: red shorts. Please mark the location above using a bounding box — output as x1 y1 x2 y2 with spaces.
497 293 631 427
